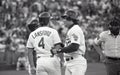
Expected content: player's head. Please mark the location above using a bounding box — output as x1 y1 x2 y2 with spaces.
108 17 120 35
27 18 39 32
62 9 79 28
62 9 78 21
38 12 50 26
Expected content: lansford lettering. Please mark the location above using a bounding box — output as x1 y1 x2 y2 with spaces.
32 30 51 39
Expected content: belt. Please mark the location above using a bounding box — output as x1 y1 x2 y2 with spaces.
66 57 74 61
106 57 120 60
37 55 53 58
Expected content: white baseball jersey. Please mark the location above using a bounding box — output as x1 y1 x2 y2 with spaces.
64 25 87 75
26 26 61 57
64 25 86 57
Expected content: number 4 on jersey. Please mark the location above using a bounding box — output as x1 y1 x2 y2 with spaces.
38 37 45 49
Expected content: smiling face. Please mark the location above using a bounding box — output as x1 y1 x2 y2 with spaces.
62 9 78 29
63 18 74 29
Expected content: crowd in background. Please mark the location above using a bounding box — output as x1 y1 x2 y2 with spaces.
0 0 120 65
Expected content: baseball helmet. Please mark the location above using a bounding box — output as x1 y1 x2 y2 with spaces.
39 12 50 26
62 9 78 21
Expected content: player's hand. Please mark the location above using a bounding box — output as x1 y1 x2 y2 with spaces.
50 47 58 56
30 67 36 75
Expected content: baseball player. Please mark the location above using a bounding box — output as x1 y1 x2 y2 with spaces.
26 12 62 75
51 9 87 75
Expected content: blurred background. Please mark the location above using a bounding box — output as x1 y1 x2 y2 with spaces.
0 0 120 72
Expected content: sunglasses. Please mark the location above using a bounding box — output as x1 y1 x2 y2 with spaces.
62 15 72 21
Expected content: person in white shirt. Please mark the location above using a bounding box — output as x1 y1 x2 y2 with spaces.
93 17 120 75
51 9 87 75
26 12 63 75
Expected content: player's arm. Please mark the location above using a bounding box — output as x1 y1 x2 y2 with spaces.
27 48 35 69
26 33 35 69
54 43 64 67
58 43 79 53
59 29 81 53
51 43 64 55
51 30 64 65
51 30 64 54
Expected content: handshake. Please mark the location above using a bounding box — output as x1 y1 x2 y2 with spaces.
50 47 62 56
50 43 64 56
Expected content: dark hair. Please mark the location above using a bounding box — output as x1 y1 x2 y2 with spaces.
108 17 120 27
39 12 50 26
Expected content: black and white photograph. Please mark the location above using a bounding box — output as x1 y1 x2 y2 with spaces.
0 0 120 75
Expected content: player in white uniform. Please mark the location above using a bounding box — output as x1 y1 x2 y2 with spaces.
51 9 87 75
26 12 62 75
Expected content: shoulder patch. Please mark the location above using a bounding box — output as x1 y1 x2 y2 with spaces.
72 34 78 41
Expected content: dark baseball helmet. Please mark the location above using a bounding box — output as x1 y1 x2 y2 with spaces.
39 12 50 26
62 9 78 21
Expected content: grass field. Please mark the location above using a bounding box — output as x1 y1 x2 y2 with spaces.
0 63 107 75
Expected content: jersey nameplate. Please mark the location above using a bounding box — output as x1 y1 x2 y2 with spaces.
32 30 51 39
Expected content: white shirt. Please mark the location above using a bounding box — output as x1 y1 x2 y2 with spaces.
64 25 86 57
26 27 61 56
94 30 120 58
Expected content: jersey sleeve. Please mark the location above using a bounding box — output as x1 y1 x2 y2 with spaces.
94 32 105 45
53 30 61 45
26 33 34 48
70 27 84 45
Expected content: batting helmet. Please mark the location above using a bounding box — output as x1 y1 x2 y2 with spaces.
62 9 78 21
39 12 50 26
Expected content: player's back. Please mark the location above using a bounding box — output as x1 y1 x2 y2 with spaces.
30 26 60 56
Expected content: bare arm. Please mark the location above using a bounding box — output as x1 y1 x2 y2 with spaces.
56 44 64 67
52 43 64 67
93 42 106 62
27 48 35 68
93 42 104 56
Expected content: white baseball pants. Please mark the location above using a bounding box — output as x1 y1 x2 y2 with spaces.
65 55 87 75
36 56 61 75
